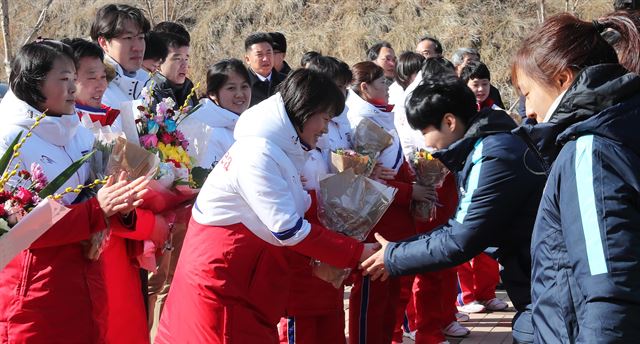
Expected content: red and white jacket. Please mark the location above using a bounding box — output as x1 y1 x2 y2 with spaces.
0 92 152 343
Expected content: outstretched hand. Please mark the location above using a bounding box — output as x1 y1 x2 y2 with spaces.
360 233 393 281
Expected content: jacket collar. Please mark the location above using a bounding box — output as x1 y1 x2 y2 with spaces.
234 93 307 172
434 109 516 172
0 91 80 147
345 89 395 130
187 98 239 130
512 63 640 172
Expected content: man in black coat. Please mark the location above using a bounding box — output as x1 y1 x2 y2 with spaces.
244 32 286 107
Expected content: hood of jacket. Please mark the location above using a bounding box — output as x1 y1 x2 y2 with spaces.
434 109 517 172
0 90 80 147
234 93 307 171
513 63 640 172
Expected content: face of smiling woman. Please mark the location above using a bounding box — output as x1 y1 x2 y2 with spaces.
296 111 331 149
39 57 77 115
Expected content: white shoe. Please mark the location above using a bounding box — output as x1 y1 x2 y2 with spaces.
442 321 470 337
438 341 450 344
480 297 509 311
455 312 470 322
457 301 486 313
403 330 416 341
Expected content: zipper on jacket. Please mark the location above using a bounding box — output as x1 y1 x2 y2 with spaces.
513 128 552 176
62 146 83 188
17 250 33 297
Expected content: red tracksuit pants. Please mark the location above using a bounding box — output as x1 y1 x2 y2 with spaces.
155 220 289 344
278 310 345 344
457 253 500 305
391 269 458 344
349 274 406 344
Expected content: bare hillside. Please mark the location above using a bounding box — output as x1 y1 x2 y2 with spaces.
1 0 614 105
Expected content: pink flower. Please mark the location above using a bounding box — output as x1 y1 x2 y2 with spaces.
30 163 48 190
155 114 165 123
156 101 169 116
15 187 33 205
140 134 158 149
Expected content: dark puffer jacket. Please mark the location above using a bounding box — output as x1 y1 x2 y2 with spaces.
384 109 546 312
517 64 640 343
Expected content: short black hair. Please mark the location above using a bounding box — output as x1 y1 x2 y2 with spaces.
418 35 443 54
206 58 251 96
460 60 491 83
244 32 273 51
60 38 104 69
306 56 353 89
10 40 75 108
395 51 425 89
421 57 456 79
277 68 345 132
144 31 169 61
367 41 393 61
269 32 287 53
90 4 150 41
300 51 321 67
153 21 191 44
157 31 190 50
406 74 477 130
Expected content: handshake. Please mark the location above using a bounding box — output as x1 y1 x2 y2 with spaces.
313 233 394 288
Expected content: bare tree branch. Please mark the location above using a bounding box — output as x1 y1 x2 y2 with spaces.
22 0 54 45
0 0 11 78
145 0 156 27
163 0 168 21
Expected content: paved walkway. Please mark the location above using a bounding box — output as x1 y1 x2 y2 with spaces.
344 288 515 344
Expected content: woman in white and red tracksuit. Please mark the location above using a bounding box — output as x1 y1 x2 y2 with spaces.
0 41 150 344
155 69 376 344
345 61 422 344
277 56 356 344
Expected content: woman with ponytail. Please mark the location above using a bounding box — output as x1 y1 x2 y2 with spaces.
511 12 640 342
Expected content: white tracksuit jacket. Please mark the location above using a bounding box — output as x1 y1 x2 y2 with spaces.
192 93 313 246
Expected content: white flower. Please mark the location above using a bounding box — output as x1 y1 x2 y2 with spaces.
0 218 10 232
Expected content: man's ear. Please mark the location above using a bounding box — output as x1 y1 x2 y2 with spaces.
97 36 109 53
555 68 575 90
443 113 457 132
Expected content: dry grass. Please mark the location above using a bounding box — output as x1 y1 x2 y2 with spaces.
1 0 613 106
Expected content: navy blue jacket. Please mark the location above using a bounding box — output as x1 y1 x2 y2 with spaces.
384 109 546 311
517 64 640 343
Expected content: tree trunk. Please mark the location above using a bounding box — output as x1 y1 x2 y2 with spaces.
0 0 11 78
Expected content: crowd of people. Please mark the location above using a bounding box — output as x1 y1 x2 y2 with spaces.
0 2 639 344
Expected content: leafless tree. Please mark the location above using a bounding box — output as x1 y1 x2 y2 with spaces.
22 0 54 45
0 0 10 77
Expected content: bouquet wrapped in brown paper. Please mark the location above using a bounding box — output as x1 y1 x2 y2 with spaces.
329 149 375 176
317 169 397 241
352 118 393 158
311 169 397 288
410 149 448 221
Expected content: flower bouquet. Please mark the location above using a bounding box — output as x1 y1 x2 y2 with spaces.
352 118 393 158
0 114 107 270
133 85 202 270
313 168 397 287
329 149 375 177
410 149 448 221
